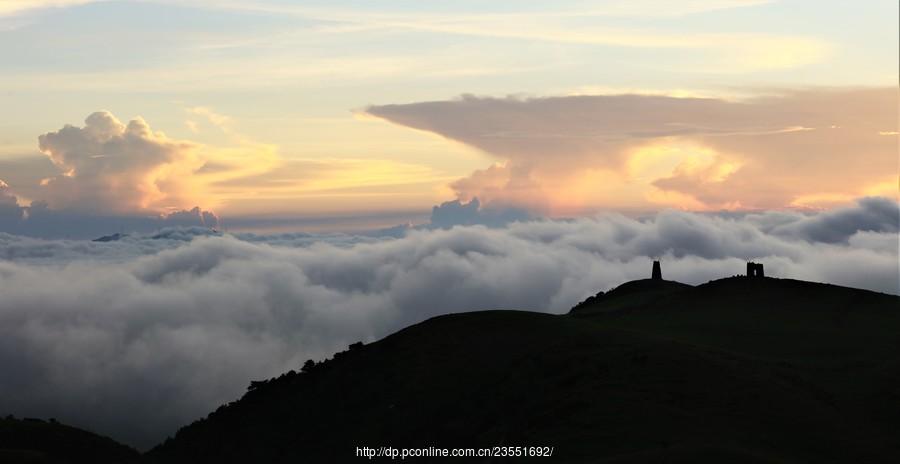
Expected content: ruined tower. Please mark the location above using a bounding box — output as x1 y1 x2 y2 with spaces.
746 262 765 278
651 260 662 281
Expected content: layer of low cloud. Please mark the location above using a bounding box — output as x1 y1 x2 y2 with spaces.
366 88 896 213
0 197 896 449
0 190 218 239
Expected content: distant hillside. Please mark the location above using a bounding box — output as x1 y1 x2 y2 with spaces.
570 278 693 314
0 416 141 464
145 276 900 463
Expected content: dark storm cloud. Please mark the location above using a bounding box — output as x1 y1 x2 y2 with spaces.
0 198 896 449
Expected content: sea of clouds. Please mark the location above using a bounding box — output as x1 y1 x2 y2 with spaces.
0 197 897 449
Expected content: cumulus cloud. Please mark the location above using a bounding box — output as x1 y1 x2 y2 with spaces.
365 88 896 213
0 112 224 239
37 111 205 214
0 197 896 449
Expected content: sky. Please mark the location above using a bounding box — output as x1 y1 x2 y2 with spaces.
0 0 898 450
0 0 896 234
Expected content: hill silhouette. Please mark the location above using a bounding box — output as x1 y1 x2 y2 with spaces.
145 276 900 463
4 275 899 463
570 278 693 314
0 416 141 463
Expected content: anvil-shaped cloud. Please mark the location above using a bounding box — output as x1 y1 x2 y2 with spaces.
366 87 896 214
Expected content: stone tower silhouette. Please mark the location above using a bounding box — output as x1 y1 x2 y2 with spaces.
746 262 765 278
651 260 662 280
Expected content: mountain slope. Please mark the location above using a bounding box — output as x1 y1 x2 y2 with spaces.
0 416 142 464
148 277 900 463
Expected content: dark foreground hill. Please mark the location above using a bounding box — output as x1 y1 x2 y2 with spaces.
143 276 900 463
4 277 899 463
0 416 141 464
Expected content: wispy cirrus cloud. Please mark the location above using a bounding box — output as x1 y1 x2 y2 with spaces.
152 0 826 73
0 1 828 94
0 0 99 17
165 0 773 19
0 54 539 92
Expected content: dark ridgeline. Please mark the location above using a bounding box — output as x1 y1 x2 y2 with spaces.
651 260 662 280
747 261 765 277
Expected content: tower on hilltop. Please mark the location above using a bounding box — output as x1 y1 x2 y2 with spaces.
746 262 765 278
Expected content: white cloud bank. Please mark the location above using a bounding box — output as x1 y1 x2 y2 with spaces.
0 197 896 449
